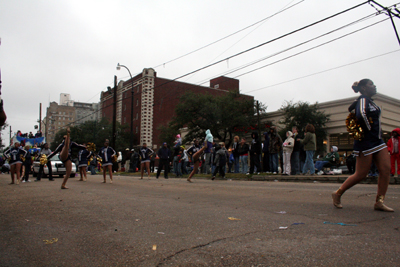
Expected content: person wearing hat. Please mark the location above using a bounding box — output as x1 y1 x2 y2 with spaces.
123 148 131 172
156 142 171 179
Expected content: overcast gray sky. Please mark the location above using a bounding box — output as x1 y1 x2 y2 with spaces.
1 0 399 146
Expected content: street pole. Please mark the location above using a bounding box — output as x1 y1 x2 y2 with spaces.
116 63 134 149
112 75 117 149
39 103 42 133
256 101 262 170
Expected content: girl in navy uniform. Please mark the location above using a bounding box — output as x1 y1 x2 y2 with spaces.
332 79 393 212
187 139 207 183
98 139 116 183
48 128 86 189
78 143 92 182
4 142 27 185
139 143 154 180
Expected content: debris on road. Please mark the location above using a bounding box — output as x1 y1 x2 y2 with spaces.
323 221 357 226
43 238 58 244
228 217 241 221
152 244 157 250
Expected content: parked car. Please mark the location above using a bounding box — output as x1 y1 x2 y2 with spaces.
32 154 76 178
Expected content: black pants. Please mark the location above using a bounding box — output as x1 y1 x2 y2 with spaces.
249 154 261 174
23 164 31 181
157 159 169 178
213 165 225 178
263 152 270 172
37 161 52 180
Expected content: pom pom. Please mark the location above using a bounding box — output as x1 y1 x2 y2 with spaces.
112 154 118 163
20 155 25 162
346 112 364 140
87 142 96 152
40 154 48 165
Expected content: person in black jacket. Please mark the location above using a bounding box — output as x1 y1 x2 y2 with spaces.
22 145 32 182
157 142 171 179
262 132 270 173
249 132 261 175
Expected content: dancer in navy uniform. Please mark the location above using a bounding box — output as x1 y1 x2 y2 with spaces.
139 143 154 180
98 139 116 183
187 139 207 183
332 79 394 212
78 143 92 182
48 128 86 189
4 142 27 185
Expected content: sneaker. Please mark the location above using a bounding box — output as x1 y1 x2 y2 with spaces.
22 180 26 183
27 180 31 182
273 172 277 174
317 170 324 175
257 172 260 175
246 173 250 175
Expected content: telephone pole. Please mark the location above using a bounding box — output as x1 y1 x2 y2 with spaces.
112 75 117 149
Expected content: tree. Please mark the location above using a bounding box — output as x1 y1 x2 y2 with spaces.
51 118 133 155
160 91 266 148
278 101 330 154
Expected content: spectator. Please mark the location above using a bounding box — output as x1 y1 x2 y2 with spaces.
89 155 97 175
36 143 54 181
204 129 213 174
291 126 301 175
237 137 249 174
130 149 139 172
262 132 270 173
212 142 227 180
315 146 339 174
299 124 317 175
248 132 261 175
228 151 234 173
268 126 283 174
156 142 171 179
231 136 240 173
22 145 32 182
387 128 400 179
282 131 295 175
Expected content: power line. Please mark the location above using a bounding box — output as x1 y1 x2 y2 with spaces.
194 11 379 86
243 49 400 94
152 0 306 70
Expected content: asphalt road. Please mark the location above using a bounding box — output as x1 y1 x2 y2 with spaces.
0 173 399 267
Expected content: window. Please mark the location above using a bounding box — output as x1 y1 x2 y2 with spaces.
124 117 126 123
136 99 139 106
136 127 138 133
124 104 126 111
136 113 138 120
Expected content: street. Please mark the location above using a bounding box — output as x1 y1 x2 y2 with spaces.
0 173 399 266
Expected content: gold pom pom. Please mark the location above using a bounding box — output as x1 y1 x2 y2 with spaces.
40 154 48 165
87 142 96 152
112 154 118 163
20 155 25 162
346 112 364 141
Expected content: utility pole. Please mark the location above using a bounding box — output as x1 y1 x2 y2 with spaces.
256 101 262 169
39 103 42 133
112 75 117 149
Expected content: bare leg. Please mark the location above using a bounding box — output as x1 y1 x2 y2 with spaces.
10 164 16 184
83 166 87 181
102 166 107 182
140 162 145 179
187 162 200 182
107 165 113 183
145 162 151 179
15 163 22 184
61 160 72 189
373 148 391 196
59 128 70 162
79 167 84 181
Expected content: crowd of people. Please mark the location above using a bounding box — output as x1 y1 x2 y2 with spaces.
1 78 397 212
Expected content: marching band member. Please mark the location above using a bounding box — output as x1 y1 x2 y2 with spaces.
48 128 86 189
4 142 27 185
98 139 116 183
78 143 93 182
139 143 154 180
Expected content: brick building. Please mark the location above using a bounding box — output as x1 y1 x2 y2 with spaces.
100 68 253 149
